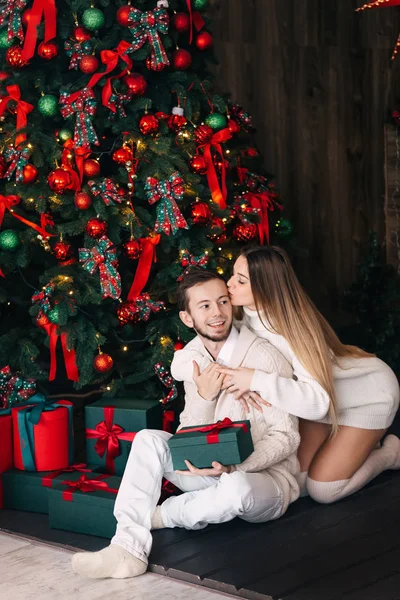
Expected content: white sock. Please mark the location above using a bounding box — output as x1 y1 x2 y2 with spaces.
71 544 147 579
307 434 400 504
296 471 309 497
151 505 165 530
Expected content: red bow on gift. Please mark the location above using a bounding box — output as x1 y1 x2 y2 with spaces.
178 417 248 444
0 85 34 146
41 463 92 488
200 128 232 209
60 474 118 501
86 407 136 474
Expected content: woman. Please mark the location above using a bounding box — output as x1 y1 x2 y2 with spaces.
216 245 400 504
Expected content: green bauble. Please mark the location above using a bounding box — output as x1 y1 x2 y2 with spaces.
0 229 20 251
48 306 61 324
58 128 73 142
38 95 58 117
194 0 208 10
82 8 105 31
275 218 294 239
0 29 12 49
205 113 227 131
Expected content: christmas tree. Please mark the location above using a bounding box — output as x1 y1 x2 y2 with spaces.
0 0 290 412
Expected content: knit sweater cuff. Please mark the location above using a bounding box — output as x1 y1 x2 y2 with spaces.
187 390 216 422
250 369 270 394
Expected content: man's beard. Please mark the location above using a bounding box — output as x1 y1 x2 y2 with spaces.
192 318 232 342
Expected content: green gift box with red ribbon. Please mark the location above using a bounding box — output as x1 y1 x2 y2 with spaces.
85 397 162 476
48 472 121 538
2 464 98 514
168 418 254 471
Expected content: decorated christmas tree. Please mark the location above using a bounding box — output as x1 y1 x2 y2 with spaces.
0 0 291 413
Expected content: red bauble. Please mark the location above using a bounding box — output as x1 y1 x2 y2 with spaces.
174 340 185 351
145 56 166 71
122 239 142 259
139 113 159 135
38 40 59 60
116 5 131 26
74 191 92 210
83 159 101 178
117 301 140 325
246 147 258 157
190 201 212 225
0 71 10 82
168 114 187 131
172 48 192 70
112 146 134 164
0 155 7 178
172 12 190 33
22 164 38 184
194 124 213 144
86 218 107 238
195 31 213 51
48 168 72 193
22 8 32 26
233 222 258 242
79 54 99 74
190 155 208 175
207 216 226 240
228 119 241 135
6 46 29 68
123 73 147 96
53 241 73 262
73 25 91 42
93 353 114 373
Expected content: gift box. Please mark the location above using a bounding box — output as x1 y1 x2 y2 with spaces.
48 472 120 538
2 464 97 514
85 397 162 476
12 396 74 471
168 418 254 470
0 410 13 474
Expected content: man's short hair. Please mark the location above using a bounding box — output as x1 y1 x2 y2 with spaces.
176 268 226 313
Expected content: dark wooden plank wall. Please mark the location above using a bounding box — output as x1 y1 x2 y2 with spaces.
385 124 400 272
213 0 400 318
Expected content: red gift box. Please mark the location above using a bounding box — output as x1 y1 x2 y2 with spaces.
0 412 13 508
12 399 74 472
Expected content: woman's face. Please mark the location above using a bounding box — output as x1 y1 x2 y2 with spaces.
227 255 256 309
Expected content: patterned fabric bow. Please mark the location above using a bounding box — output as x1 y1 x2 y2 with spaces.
0 84 33 146
88 178 123 207
134 293 165 321
0 365 36 409
145 172 188 236
178 250 209 281
106 91 132 118
32 282 54 314
59 88 99 149
79 235 121 300
126 6 170 70
228 101 254 132
0 0 28 42
64 39 93 70
154 362 178 404
3 144 31 182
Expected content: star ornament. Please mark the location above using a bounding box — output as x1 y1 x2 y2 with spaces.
356 0 400 59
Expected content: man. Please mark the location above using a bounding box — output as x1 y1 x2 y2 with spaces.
72 269 299 580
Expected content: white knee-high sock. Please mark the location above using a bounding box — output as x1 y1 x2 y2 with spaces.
296 471 309 497
307 434 400 504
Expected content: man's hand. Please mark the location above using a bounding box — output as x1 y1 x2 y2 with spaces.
215 366 255 399
176 460 231 477
193 360 223 401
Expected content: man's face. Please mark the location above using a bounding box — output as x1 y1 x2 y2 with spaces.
180 279 233 342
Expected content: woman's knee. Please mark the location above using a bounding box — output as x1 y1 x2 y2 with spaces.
306 477 348 504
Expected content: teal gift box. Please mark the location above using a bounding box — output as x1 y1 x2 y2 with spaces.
168 418 254 470
85 397 162 476
2 465 99 514
48 471 121 538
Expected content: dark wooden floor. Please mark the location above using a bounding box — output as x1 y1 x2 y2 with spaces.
1 469 400 600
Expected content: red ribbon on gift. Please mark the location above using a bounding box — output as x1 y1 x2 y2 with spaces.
87 41 132 110
177 417 248 444
200 128 232 209
86 407 136 474
41 463 92 488
186 0 206 43
162 410 175 433
127 234 161 301
0 85 34 146
22 0 57 61
0 194 54 238
60 474 118 502
42 321 79 383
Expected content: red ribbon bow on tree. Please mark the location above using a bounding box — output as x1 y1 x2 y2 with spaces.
199 128 232 209
21 0 57 61
87 41 133 110
0 85 33 146
0 194 53 238
85 407 137 473
186 0 206 43
127 234 161 301
60 474 119 501
39 317 79 383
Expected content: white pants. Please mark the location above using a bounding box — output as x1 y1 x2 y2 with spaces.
111 429 284 564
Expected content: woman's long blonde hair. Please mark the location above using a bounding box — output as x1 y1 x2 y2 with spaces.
239 246 375 434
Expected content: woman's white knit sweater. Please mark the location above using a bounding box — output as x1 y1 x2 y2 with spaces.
243 307 400 429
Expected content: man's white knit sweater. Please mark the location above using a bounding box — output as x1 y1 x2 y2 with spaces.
243 307 400 430
171 325 300 514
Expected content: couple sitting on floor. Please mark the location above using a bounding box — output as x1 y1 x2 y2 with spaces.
72 245 400 580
